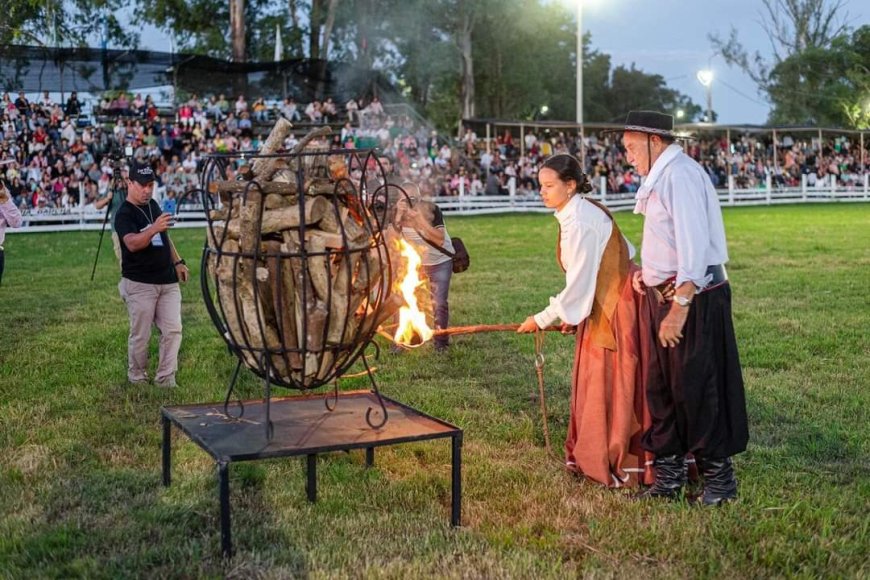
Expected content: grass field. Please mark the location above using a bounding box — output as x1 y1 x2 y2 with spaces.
0 204 868 578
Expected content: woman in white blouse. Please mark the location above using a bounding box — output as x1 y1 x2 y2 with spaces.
518 154 655 488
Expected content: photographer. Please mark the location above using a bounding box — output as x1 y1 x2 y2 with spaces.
0 178 23 285
115 160 189 388
94 153 128 266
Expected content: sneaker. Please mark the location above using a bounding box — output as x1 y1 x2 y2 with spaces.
128 378 149 386
153 377 178 388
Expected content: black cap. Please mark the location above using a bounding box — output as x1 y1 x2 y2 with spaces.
129 159 155 185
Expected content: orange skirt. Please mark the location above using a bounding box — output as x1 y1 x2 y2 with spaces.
565 264 655 487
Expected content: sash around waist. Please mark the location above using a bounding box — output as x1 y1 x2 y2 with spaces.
655 264 728 294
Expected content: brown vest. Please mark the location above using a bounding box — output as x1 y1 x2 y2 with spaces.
556 197 629 351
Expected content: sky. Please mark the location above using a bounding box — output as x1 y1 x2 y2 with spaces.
583 0 867 124
135 0 869 125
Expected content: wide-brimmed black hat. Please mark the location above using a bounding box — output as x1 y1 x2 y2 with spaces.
602 110 685 139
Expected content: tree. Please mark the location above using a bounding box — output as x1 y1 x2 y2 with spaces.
709 0 855 125
2 0 136 48
766 25 870 128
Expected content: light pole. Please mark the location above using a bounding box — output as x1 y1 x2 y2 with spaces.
576 2 583 126
697 69 714 123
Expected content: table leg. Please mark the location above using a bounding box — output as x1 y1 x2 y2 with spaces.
365 447 374 468
451 433 462 527
218 461 232 558
306 454 317 502
162 416 171 487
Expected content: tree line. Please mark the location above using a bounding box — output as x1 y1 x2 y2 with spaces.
3 0 867 129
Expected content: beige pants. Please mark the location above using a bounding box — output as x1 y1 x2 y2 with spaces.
119 278 182 383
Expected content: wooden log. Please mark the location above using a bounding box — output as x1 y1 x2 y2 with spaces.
263 241 302 370
305 234 331 303
209 207 229 221
290 125 333 155
327 252 361 344
364 292 405 337
251 118 294 179
223 197 330 239
315 351 336 381
212 241 259 371
283 231 329 379
209 180 299 196
237 257 286 378
238 187 262 257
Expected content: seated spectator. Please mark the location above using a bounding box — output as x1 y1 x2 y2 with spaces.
64 92 82 117
345 98 359 124
132 93 146 115
305 100 323 123
322 98 337 122
115 93 130 113
15 92 30 116
234 95 248 115
252 97 269 122
280 97 301 122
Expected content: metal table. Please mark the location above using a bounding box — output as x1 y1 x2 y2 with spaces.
161 390 463 557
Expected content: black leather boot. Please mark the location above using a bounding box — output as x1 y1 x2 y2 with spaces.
697 457 738 506
633 455 687 500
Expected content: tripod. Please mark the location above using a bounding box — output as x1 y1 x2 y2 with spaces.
90 156 127 282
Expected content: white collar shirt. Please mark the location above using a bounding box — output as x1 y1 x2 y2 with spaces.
634 143 729 288
534 195 612 329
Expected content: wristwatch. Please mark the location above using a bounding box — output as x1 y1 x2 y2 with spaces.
174 259 186 267
674 295 692 307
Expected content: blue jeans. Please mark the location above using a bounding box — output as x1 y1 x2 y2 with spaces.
423 260 453 348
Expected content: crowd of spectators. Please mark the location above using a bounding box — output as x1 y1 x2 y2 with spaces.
2 88 868 218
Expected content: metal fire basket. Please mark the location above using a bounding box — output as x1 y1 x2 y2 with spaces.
198 147 400 432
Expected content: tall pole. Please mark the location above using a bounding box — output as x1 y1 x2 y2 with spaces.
705 85 713 124
576 3 583 126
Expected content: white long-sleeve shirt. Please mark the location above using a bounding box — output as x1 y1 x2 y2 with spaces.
634 144 729 288
0 197 23 248
534 195 612 329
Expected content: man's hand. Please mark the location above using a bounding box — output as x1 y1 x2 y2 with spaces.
175 262 190 283
658 304 689 348
517 316 539 334
151 213 173 233
631 270 646 294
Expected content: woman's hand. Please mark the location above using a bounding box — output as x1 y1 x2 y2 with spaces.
517 316 539 334
631 270 646 294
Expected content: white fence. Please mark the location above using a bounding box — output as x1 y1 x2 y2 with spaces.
8 174 869 234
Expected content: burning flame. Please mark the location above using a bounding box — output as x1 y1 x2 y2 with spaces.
393 239 434 346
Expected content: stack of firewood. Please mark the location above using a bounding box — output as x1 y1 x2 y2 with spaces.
204 120 402 387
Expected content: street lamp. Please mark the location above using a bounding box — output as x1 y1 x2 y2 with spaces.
696 69 714 123
676 109 685 120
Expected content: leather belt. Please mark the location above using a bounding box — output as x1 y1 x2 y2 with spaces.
653 264 728 301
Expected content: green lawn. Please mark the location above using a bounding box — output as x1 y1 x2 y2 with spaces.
0 204 868 578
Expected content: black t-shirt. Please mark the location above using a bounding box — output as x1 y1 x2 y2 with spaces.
114 199 178 284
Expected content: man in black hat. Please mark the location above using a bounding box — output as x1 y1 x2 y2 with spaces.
618 111 749 505
114 159 189 388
